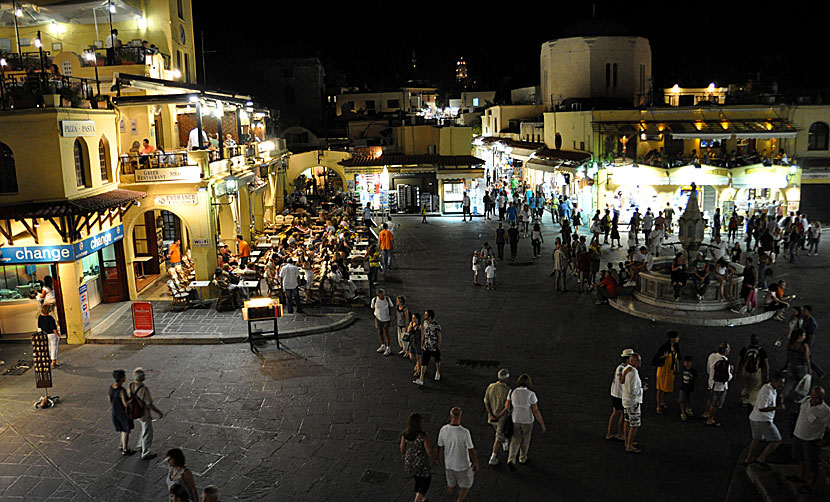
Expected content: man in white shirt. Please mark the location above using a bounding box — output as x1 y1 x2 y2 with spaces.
790 386 830 493
709 234 728 262
705 342 733 427
437 407 479 502
462 192 472 222
186 127 209 150
625 246 653 286
278 258 302 314
607 349 633 441
744 373 785 466
620 353 647 453
370 289 393 355
497 194 507 221
105 29 120 65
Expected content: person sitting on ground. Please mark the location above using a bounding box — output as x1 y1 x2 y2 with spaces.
764 281 791 320
588 269 617 305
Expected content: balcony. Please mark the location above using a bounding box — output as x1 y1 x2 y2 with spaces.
0 72 107 111
119 151 204 184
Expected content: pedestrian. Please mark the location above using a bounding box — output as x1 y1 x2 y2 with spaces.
735 257 757 314
483 192 492 220
407 313 423 377
38 304 60 368
664 203 674 234
642 208 654 244
109 369 135 456
620 353 646 453
395 296 411 357
737 334 769 407
202 485 220 502
610 210 621 248
414 309 442 386
670 252 688 300
495 223 506 260
652 331 680 415
520 205 530 237
705 342 733 427
801 305 823 378
483 369 511 465
504 373 546 470
400 412 435 502
743 373 785 468
371 289 394 356
506 202 518 226
365 244 381 296
788 386 830 494
607 349 633 441
167 238 182 267
379 223 394 270
363 202 374 227
236 234 250 266
507 222 519 260
806 220 821 256
497 192 506 221
781 328 812 405
480 242 495 262
129 368 164 460
530 223 543 258
165 448 198 502
485 259 496 290
437 407 479 502
587 269 616 305
678 355 698 421
421 204 428 224
278 258 302 314
471 251 481 286
552 238 568 292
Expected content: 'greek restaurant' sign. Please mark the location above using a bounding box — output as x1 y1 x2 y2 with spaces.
135 166 202 183
0 225 124 264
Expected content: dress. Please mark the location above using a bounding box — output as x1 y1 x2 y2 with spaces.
407 324 422 355
403 432 431 478
109 385 134 433
654 342 679 393
610 219 620 240
166 466 196 502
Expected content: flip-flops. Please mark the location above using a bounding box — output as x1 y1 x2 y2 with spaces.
705 421 722 427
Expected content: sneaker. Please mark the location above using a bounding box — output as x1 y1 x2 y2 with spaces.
680 412 687 422
141 452 157 460
518 456 528 464
376 345 385 353
488 454 499 466
686 409 694 417
412 379 424 386
774 340 782 347
434 372 441 381
383 347 392 356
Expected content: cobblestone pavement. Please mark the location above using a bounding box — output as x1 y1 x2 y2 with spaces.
0 216 826 501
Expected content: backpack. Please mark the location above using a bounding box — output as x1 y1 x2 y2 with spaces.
125 384 145 420
712 358 730 384
743 346 760 373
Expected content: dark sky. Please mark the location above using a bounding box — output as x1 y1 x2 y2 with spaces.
193 1 830 98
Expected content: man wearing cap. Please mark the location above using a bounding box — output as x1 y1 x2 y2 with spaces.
607 349 632 441
483 369 511 465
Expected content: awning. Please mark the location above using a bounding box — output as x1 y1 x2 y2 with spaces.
608 166 672 186
671 133 732 140
731 165 791 189
111 74 264 111
525 159 576 174
667 165 730 186
0 189 145 220
339 154 484 168
436 169 485 180
735 132 798 139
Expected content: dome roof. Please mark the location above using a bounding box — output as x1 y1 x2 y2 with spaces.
558 18 636 38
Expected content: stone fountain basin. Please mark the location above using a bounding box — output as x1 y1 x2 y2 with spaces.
634 257 744 312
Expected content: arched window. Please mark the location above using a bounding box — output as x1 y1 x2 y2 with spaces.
613 63 618 88
98 136 110 182
605 63 611 88
808 122 829 151
0 142 17 193
74 139 89 187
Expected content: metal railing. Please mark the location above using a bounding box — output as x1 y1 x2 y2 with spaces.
1 71 101 111
119 151 193 175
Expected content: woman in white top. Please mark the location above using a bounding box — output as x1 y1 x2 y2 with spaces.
521 206 531 237
807 221 821 256
503 374 546 470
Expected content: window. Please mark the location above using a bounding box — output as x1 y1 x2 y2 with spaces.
365 100 375 111
98 137 110 182
176 51 182 76
472 97 479 107
184 54 190 83
613 63 618 88
177 0 184 19
74 139 89 187
387 99 400 109
61 60 73 77
0 142 17 193
161 210 181 242
808 122 829 151
606 63 611 88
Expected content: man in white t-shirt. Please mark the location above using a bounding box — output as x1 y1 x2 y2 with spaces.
370 289 393 355
278 259 302 314
709 234 728 262
607 349 633 441
790 386 830 493
437 407 479 502
186 127 209 150
621 353 646 453
744 373 785 466
705 342 733 427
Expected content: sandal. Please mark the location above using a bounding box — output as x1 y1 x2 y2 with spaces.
656 408 663 415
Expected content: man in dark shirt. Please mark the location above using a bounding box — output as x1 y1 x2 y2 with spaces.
679 355 698 421
737 334 769 406
507 223 520 260
802 305 823 378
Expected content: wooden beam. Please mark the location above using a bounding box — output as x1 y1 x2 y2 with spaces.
0 219 13 245
47 217 67 241
18 219 38 244
89 212 101 232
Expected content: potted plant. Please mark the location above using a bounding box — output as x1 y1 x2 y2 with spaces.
42 83 60 107
92 95 109 110
8 85 39 109
60 87 82 108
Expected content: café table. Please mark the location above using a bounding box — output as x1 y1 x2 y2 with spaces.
189 280 212 307
134 255 154 279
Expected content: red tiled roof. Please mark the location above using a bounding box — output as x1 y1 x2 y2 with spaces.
0 189 146 220
339 154 485 167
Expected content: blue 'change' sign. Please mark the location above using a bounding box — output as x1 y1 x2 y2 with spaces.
0 225 125 264
73 225 124 259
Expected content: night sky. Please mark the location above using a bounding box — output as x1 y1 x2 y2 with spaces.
193 2 830 99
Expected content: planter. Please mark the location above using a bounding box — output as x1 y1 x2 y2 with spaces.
43 94 61 107
81 99 91 109
93 99 108 110
61 97 72 108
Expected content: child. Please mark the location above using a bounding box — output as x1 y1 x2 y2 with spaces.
472 251 481 286
485 259 496 290
678 355 698 421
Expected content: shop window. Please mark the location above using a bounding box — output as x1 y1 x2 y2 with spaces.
0 142 18 193
74 139 90 188
808 122 829 151
98 137 110 182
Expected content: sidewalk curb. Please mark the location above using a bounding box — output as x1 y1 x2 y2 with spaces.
84 312 357 345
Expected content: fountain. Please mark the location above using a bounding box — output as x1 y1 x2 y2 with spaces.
609 183 775 326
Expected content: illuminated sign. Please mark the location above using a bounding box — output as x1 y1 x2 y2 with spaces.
74 225 124 259
60 120 96 137
135 166 202 183
0 225 124 264
154 194 198 205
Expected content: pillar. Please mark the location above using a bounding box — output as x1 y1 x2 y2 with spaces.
57 260 86 344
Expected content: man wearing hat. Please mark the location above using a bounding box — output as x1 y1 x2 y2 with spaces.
607 349 633 441
483 368 511 465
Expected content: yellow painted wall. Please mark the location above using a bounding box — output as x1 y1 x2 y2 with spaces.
439 127 473 155
543 110 593 151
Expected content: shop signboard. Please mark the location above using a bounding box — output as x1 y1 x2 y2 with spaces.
32 331 52 388
0 244 74 264
193 238 211 248
79 283 91 332
60 120 96 137
74 225 124 260
135 166 202 183
154 194 198 205
132 302 155 337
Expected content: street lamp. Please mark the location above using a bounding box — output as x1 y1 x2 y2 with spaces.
84 51 101 96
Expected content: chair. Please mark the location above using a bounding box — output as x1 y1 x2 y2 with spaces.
167 280 190 311
213 280 236 312
273 215 285 225
284 215 294 225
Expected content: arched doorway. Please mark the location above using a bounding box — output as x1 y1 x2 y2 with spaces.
128 207 190 296
294 166 345 198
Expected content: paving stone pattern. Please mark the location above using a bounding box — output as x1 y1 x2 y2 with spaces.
0 217 826 501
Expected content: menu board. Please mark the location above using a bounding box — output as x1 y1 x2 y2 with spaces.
32 331 53 389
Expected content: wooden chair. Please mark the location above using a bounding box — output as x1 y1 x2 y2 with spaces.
167 280 190 311
213 280 236 312
273 215 285 225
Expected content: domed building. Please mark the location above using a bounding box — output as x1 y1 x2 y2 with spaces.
540 18 652 109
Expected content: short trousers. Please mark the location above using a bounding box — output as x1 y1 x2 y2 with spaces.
792 437 820 472
611 396 624 410
413 475 431 495
709 389 726 409
374 318 391 330
623 403 641 427
490 416 508 441
445 466 474 489
422 349 441 366
749 420 782 442
678 389 692 405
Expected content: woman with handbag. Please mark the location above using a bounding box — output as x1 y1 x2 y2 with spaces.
653 331 680 414
395 296 411 357
504 374 546 471
781 328 811 403
400 413 435 502
406 313 423 377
